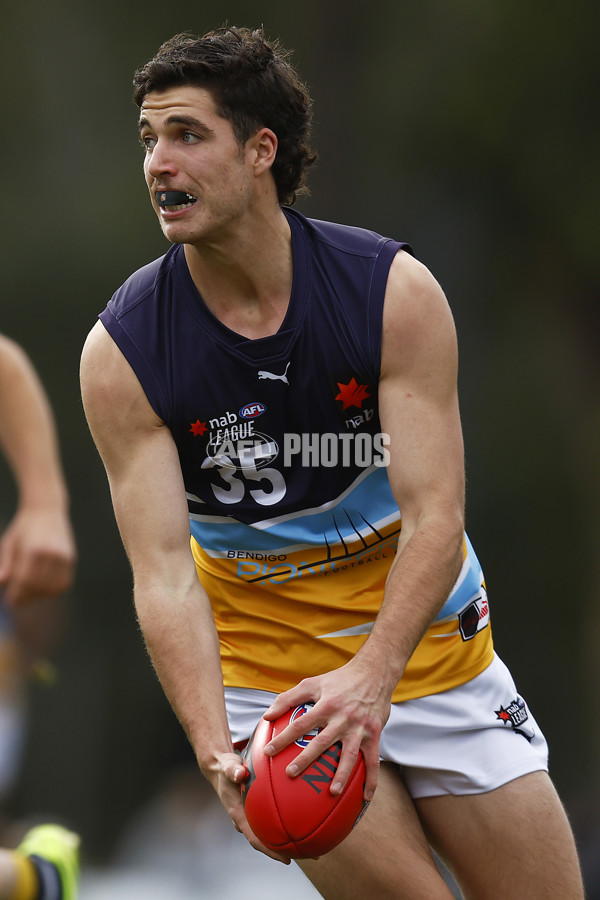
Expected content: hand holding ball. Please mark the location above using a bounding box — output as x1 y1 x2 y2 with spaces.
241 703 369 858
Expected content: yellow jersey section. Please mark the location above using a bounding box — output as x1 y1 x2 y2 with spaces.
191 524 494 703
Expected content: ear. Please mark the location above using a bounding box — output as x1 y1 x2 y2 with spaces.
249 127 278 176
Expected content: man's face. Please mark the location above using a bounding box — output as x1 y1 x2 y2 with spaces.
139 85 256 246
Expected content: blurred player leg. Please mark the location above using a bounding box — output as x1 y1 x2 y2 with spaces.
0 615 27 840
297 763 455 900
10 823 80 900
416 770 584 899
0 619 79 900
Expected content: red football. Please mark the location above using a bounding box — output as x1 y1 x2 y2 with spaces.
241 702 369 858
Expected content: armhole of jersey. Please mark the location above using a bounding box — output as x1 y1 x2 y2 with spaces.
367 239 410 379
98 308 171 423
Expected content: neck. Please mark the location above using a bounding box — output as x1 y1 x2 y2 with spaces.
183 208 293 340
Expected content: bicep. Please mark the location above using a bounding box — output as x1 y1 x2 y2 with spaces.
81 323 193 576
378 253 465 530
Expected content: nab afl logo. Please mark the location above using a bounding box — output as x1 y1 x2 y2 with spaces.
291 702 320 748
239 401 266 419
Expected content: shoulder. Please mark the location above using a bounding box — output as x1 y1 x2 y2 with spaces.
106 246 179 320
81 321 135 397
381 251 458 378
80 322 161 426
0 333 26 371
284 207 407 259
81 319 125 367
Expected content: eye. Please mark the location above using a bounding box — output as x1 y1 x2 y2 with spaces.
182 131 201 144
140 134 156 151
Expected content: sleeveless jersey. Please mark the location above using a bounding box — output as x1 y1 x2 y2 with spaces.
99 207 494 702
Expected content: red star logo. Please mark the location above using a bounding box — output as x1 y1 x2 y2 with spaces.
189 419 208 436
495 706 512 723
335 377 370 410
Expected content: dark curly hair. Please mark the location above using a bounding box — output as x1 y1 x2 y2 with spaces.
133 26 318 206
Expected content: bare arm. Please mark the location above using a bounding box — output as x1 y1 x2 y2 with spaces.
358 250 465 688
0 335 76 605
80 322 289 862
265 251 465 799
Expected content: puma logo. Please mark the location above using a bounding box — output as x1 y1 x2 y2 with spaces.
257 362 290 384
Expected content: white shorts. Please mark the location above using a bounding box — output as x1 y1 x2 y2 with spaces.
225 653 549 798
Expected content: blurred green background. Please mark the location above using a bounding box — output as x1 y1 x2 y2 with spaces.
1 0 598 887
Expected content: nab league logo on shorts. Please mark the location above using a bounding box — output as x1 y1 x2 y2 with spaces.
495 697 528 729
495 696 534 742
290 702 320 748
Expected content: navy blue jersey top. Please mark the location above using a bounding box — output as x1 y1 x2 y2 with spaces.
100 208 406 525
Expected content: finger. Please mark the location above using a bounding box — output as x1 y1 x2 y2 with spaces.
29 559 73 598
280 727 341 778
5 555 74 606
2 549 43 605
227 764 247 784
21 553 71 596
330 741 361 796
263 694 289 720
361 741 381 802
3 569 35 606
222 755 248 785
232 764 248 784
264 680 317 720
264 706 323 758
